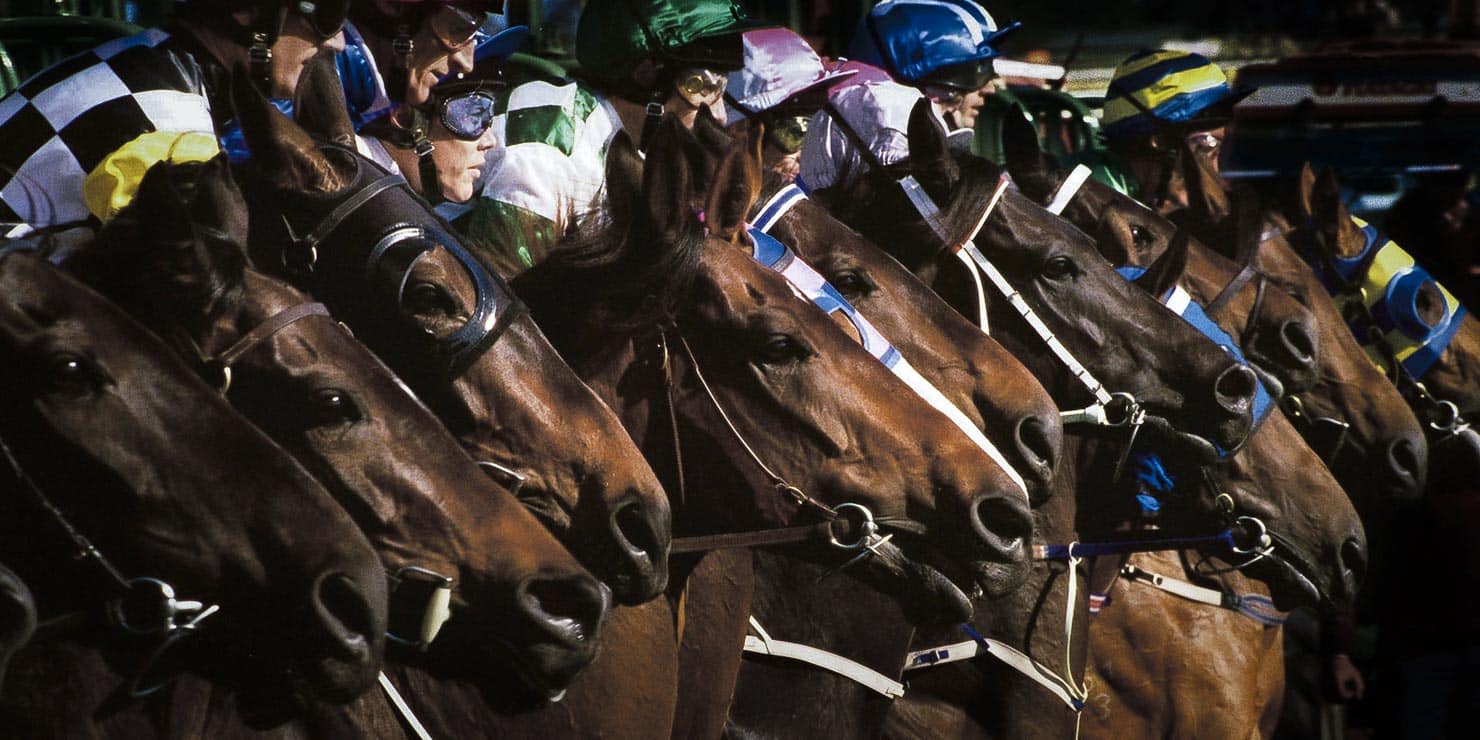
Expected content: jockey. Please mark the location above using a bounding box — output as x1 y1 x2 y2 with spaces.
441 0 766 274
1097 49 1252 215
0 0 350 239
368 58 502 204
723 28 856 181
798 0 1017 201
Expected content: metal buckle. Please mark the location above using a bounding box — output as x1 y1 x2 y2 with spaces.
385 565 455 652
108 577 216 637
1228 516 1273 555
645 102 665 118
822 503 895 577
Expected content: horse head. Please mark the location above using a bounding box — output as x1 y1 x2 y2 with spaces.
826 98 1259 459
0 250 387 701
519 117 1035 623
227 60 672 605
692 112 1063 504
70 162 610 700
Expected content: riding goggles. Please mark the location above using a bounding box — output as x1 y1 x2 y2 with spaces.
438 90 497 140
294 0 350 39
920 59 996 95
677 68 728 100
764 114 809 155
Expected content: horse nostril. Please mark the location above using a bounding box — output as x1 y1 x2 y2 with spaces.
1214 364 1258 414
1280 320 1317 364
518 575 611 647
969 494 1032 563
310 572 377 666
607 499 670 603
1013 415 1060 478
1385 437 1426 491
1339 536 1367 596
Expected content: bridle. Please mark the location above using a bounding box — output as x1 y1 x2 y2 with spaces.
0 427 221 699
193 300 456 653
1287 215 1472 444
274 149 528 382
658 329 898 569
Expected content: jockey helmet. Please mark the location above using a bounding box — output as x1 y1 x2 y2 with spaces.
847 0 1020 90
1101 50 1252 141
575 0 766 88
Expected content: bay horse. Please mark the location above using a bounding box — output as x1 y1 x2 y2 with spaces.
66 160 611 708
232 60 672 607
999 123 1430 513
0 564 31 696
0 249 389 731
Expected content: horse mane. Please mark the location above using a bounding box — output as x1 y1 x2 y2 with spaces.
68 158 246 338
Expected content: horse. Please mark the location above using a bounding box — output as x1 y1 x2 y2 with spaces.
997 113 1431 517
0 565 31 696
64 160 612 711
231 60 673 607
0 249 388 732
792 103 1364 738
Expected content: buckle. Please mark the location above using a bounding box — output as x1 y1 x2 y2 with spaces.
645 102 665 118
386 565 455 651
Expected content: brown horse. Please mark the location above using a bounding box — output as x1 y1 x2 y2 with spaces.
0 250 388 730
1001 124 1430 515
66 161 611 706
233 61 672 606
818 99 1259 459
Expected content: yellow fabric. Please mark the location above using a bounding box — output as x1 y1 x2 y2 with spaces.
1102 65 1229 125
1113 49 1192 78
1347 216 1465 369
83 131 220 222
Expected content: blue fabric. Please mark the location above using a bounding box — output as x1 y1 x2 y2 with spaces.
1101 84 1233 139
847 0 1018 83
1115 265 1275 445
220 97 294 165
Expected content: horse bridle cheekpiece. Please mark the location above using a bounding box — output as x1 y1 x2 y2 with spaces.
0 430 221 699
279 148 527 381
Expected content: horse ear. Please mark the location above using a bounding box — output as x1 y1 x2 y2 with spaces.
1310 167 1365 258
1000 104 1056 196
906 96 959 194
605 131 643 232
1135 226 1190 300
640 115 701 244
229 64 349 193
195 154 251 250
293 56 357 148
704 128 761 244
1182 142 1231 224
1294 161 1318 220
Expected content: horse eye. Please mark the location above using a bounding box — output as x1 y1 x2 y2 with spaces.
46 353 102 397
1129 225 1153 246
310 388 361 427
1043 255 1076 280
402 281 459 317
756 334 809 364
829 270 871 299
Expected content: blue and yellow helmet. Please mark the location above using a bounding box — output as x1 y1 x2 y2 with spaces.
1102 50 1251 140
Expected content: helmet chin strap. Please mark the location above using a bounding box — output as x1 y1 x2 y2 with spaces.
363 107 445 203
390 22 414 108
247 5 291 94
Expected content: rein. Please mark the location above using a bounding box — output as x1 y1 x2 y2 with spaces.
0 429 221 698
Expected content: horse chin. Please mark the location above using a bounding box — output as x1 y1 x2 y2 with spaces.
449 627 599 702
854 540 975 627
299 650 380 704
1244 548 1328 614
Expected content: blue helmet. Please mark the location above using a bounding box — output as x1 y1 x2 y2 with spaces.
847 0 1020 86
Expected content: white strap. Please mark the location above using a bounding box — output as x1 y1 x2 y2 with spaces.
903 634 1084 710
899 174 1114 407
1045 164 1094 216
744 616 906 699
751 183 808 233
892 357 1026 496
379 671 435 740
1122 564 1226 607
954 248 990 334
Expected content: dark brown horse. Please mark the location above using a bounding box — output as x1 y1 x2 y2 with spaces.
0 250 389 730
1001 129 1430 514
0 564 31 696
232 60 672 606
66 161 611 705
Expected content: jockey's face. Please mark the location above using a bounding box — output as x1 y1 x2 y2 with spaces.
429 115 498 203
950 79 995 130
271 13 346 99
405 7 479 107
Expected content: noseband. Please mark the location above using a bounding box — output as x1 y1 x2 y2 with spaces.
0 430 221 698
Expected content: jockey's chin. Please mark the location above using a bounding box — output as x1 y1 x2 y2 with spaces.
270 15 346 99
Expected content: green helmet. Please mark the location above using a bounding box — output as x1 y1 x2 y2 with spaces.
576 0 763 86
